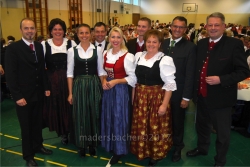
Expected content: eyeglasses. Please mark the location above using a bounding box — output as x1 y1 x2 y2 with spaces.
171 25 187 30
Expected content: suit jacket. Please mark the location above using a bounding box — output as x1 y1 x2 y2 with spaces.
193 36 250 109
126 38 145 55
5 39 48 102
162 38 196 102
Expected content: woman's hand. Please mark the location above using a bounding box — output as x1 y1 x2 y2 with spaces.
158 104 167 116
102 78 110 90
106 80 117 89
68 94 73 105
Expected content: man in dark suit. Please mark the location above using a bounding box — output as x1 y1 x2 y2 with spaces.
93 22 109 52
162 16 196 162
5 18 53 167
186 12 250 167
126 17 151 55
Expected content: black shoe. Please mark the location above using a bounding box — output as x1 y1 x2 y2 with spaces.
186 148 207 157
89 146 96 156
26 159 38 167
148 159 158 167
172 149 181 162
61 135 68 145
110 154 122 165
36 146 53 155
78 148 85 158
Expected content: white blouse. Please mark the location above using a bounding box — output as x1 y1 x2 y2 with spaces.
135 51 177 91
67 43 105 77
41 38 77 55
103 49 136 87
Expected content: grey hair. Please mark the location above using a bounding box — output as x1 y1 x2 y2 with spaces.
206 12 225 23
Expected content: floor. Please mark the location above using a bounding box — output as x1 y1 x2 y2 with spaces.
1 98 250 167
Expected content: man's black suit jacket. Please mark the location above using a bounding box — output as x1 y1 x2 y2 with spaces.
162 38 196 102
193 36 250 109
126 38 145 55
5 39 48 102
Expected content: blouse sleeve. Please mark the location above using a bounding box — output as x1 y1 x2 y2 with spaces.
71 40 77 47
97 47 107 76
67 47 75 78
160 56 177 91
124 53 137 87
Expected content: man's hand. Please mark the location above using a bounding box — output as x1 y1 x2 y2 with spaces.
206 76 220 85
180 99 189 108
45 91 50 96
16 98 27 106
0 65 4 75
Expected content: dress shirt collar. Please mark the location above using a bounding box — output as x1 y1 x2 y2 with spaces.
137 37 144 46
76 42 96 50
209 35 223 43
170 37 182 46
22 37 34 46
95 40 105 47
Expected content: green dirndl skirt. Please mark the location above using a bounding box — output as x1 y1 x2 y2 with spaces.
72 75 102 148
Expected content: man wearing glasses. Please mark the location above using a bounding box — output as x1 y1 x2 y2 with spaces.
162 16 196 162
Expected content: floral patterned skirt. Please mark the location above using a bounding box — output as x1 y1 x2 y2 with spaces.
130 84 173 160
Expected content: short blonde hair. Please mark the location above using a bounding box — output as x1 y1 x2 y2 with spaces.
107 27 127 51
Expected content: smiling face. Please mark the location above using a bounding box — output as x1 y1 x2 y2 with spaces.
94 25 107 43
206 17 225 40
77 26 91 43
137 20 151 37
20 19 36 43
171 19 187 40
109 31 123 50
51 24 64 40
146 35 161 54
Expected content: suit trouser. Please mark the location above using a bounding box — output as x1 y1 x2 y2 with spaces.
196 95 231 166
170 100 186 151
16 101 43 160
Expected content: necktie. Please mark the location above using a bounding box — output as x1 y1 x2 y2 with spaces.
98 43 102 47
29 44 34 51
30 44 38 62
170 40 176 47
168 40 176 55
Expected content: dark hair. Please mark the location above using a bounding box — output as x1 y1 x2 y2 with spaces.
76 23 91 34
172 16 187 26
48 18 67 38
20 18 35 29
94 22 107 31
241 27 247 35
143 29 164 51
139 17 151 27
7 36 15 41
206 12 225 24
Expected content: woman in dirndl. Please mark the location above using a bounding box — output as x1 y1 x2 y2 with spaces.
67 23 104 157
42 18 76 145
101 27 136 167
130 29 177 167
